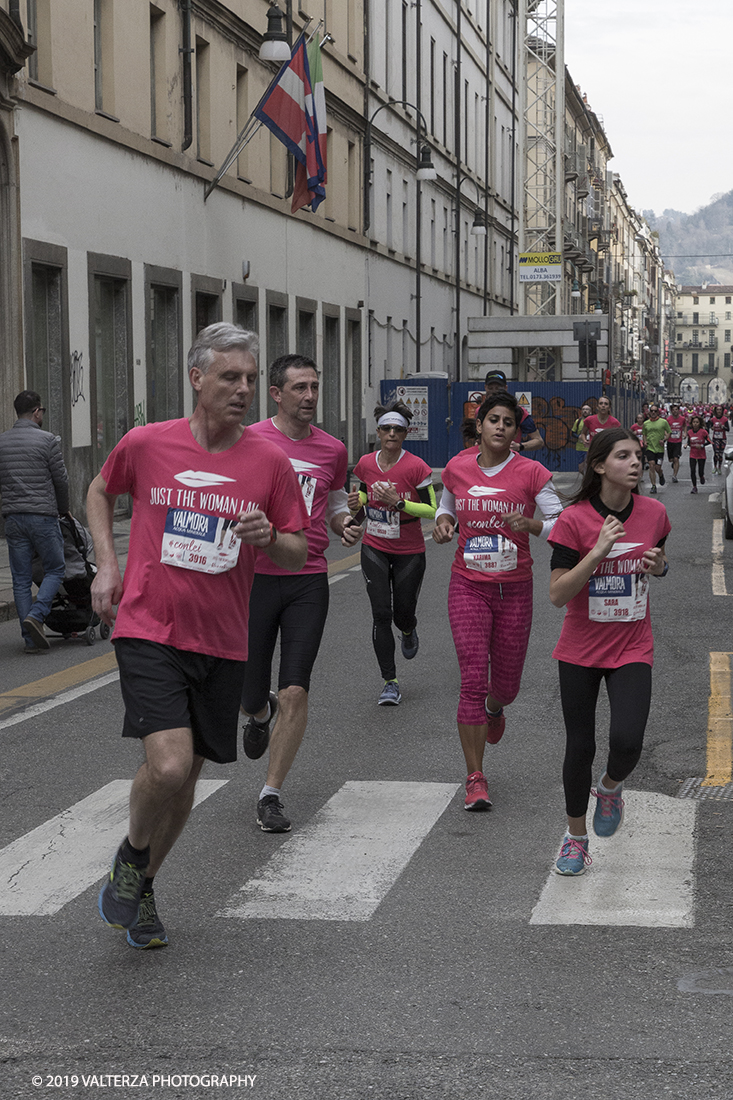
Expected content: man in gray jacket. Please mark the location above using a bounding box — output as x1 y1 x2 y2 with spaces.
0 391 69 652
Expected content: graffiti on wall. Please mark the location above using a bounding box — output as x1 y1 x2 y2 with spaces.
70 351 85 406
133 401 146 427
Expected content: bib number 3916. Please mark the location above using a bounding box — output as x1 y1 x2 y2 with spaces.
161 508 241 574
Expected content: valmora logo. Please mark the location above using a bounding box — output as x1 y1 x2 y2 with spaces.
605 541 644 559
174 470 237 488
468 485 506 497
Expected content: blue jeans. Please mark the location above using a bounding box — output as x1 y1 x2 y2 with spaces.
4 513 65 647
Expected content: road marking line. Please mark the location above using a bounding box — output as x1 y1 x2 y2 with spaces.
530 791 696 928
712 519 728 596
702 652 733 787
0 779 227 916
327 574 348 586
218 780 460 922
0 649 118 718
327 551 360 575
709 492 721 503
0 671 120 732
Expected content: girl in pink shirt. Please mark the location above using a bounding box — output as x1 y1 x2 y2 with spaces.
685 415 711 493
548 428 670 875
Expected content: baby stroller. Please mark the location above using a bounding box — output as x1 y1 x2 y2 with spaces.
31 515 111 646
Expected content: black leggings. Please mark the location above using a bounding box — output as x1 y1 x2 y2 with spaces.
690 457 706 487
360 544 426 680
558 661 652 818
241 573 330 713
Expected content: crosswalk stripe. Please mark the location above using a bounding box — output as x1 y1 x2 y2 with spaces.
218 780 460 922
0 779 227 916
530 791 696 928
712 518 728 596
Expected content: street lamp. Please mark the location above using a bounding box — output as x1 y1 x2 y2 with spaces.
454 174 488 381
258 3 291 63
363 101 436 374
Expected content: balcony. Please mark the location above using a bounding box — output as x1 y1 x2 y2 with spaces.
679 338 718 350
676 314 718 326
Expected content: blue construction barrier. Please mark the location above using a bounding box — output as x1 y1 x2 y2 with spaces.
379 378 641 471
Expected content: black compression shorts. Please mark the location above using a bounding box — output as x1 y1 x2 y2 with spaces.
241 572 330 713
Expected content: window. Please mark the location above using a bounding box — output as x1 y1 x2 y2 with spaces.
676 353 683 370
236 65 249 179
708 353 716 372
710 297 716 304
401 2 408 103
297 300 317 361
442 52 448 147
91 269 132 473
727 297 732 305
346 313 362 460
146 268 182 423
693 296 699 304
29 264 65 440
677 312 682 318
347 141 358 230
710 312 716 324
233 285 259 424
676 332 682 342
27 0 53 86
692 313 699 325
725 354 731 370
386 170 393 249
402 179 410 258
93 0 115 115
150 5 167 142
692 330 699 345
429 39 436 136
692 353 699 373
195 37 211 162
195 292 219 333
322 310 341 439
727 331 732 344
726 312 731 321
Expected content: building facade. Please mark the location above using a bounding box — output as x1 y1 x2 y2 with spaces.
0 0 520 514
669 285 733 405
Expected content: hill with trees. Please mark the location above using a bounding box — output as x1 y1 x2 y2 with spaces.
644 191 733 286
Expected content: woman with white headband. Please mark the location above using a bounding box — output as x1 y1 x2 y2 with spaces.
347 401 437 706
433 392 561 812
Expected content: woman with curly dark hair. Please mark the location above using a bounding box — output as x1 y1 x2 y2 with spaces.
347 400 437 706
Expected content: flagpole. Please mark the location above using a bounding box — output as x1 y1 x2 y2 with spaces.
203 24 313 201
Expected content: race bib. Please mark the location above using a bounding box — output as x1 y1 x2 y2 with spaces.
160 508 241 574
588 574 648 622
366 505 400 539
464 535 518 573
298 473 317 516
670 428 682 441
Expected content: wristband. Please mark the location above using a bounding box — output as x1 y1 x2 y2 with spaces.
269 523 278 544
657 560 668 577
519 442 525 451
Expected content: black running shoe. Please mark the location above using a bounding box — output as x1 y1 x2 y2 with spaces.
257 794 291 833
242 691 278 760
98 844 149 930
659 469 665 485
127 889 168 949
400 628 419 660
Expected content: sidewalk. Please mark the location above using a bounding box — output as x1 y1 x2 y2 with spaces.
0 518 132 623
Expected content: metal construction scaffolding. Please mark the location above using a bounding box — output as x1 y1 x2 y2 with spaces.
518 0 565 320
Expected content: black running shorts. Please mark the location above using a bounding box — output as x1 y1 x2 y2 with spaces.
667 441 682 461
114 637 246 763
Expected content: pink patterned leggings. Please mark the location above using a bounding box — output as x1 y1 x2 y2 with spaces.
448 572 534 725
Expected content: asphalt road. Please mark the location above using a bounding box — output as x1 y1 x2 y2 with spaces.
1 466 733 1100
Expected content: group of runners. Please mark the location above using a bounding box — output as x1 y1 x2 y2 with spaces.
91 332 671 950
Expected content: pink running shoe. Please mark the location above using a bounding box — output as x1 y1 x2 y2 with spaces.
464 771 492 811
484 701 505 744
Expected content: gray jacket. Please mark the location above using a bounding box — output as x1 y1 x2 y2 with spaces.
0 419 70 518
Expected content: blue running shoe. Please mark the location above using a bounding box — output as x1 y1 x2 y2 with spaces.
126 889 168 949
554 835 591 876
400 629 419 660
98 844 149 930
378 680 401 705
592 784 625 837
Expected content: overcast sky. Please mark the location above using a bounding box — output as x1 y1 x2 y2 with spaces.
564 0 733 217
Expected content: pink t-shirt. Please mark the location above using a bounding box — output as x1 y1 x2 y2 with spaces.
584 413 621 439
631 423 644 444
441 449 553 584
354 449 433 555
666 415 687 442
247 418 348 575
710 417 730 441
687 427 710 459
550 495 671 668
101 419 309 661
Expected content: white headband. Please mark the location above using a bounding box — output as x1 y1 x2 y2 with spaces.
377 412 409 429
